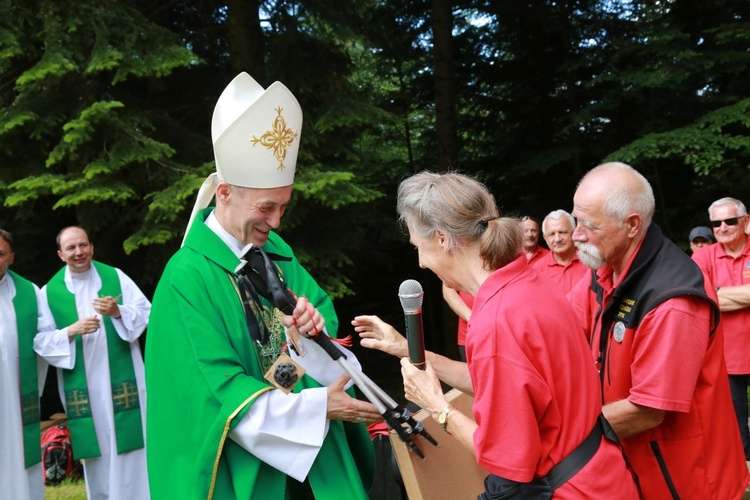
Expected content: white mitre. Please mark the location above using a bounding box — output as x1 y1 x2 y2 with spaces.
183 72 303 244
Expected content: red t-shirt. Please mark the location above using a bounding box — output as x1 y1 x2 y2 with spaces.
531 251 588 295
466 256 638 498
692 238 750 373
568 248 750 499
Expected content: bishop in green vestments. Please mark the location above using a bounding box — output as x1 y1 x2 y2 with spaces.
146 73 376 500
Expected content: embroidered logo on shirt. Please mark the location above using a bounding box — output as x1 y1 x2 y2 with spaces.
615 297 636 323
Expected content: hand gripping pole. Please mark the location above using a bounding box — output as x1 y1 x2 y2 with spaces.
235 245 438 459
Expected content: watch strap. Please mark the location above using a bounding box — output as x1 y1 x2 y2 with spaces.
438 404 455 434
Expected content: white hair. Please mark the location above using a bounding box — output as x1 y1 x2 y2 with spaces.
542 209 575 236
708 197 747 217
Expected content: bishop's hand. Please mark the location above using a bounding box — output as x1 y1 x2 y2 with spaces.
282 296 325 338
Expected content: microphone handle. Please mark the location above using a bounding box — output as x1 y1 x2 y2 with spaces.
404 312 426 370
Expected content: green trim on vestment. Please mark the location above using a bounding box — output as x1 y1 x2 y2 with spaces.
10 270 42 468
46 261 144 459
146 208 373 499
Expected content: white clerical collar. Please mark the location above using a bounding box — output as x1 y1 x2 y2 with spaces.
70 266 93 281
205 211 245 258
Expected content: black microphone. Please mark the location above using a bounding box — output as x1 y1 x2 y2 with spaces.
399 279 426 370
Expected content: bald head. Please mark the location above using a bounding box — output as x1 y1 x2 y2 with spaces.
57 226 95 273
576 162 655 232
572 162 655 275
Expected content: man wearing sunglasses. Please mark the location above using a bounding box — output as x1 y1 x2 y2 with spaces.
692 197 750 460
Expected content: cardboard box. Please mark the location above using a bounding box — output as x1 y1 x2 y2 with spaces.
389 389 488 499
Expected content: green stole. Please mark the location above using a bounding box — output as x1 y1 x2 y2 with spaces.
10 270 42 468
46 261 144 459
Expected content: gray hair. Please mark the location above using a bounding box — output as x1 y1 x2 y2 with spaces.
542 210 575 236
0 229 14 252
708 197 747 217
396 171 522 271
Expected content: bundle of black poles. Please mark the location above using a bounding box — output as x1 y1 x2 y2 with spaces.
235 244 438 459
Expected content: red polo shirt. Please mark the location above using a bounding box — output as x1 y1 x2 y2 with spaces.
531 251 588 295
692 237 750 373
524 246 549 266
568 243 750 499
467 256 638 498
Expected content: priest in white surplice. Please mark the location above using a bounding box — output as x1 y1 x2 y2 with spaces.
0 228 59 500
34 226 151 500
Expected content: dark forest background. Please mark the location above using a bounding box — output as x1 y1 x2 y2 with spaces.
2 0 750 403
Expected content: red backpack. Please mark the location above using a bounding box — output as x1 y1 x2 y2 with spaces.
41 424 80 485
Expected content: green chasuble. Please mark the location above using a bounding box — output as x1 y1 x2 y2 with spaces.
10 270 42 468
146 208 374 500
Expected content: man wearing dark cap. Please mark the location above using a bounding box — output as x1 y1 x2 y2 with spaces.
688 225 715 253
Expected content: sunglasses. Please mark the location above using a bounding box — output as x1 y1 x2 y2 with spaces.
710 216 745 228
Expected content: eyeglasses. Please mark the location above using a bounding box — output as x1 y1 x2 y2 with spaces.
710 216 745 228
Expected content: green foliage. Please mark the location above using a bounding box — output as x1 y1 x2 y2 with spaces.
0 0 205 295
5 174 64 205
46 101 126 166
123 163 216 252
2 0 750 309
0 110 37 135
606 98 750 175
16 53 78 88
292 170 383 209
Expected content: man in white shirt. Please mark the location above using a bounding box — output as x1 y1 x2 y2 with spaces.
0 228 56 500
34 226 151 500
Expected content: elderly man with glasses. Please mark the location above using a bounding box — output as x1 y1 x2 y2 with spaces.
692 196 750 460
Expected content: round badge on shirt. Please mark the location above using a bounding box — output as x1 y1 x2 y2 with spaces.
613 322 626 343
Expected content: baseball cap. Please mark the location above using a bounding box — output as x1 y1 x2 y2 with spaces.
689 226 714 242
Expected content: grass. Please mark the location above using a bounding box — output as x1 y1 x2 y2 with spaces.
44 477 86 500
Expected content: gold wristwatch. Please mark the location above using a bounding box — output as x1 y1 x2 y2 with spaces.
438 404 455 434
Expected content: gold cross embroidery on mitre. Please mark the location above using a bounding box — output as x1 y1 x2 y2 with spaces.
250 107 299 170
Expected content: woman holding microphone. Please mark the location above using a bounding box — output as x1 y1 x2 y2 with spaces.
353 171 638 499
